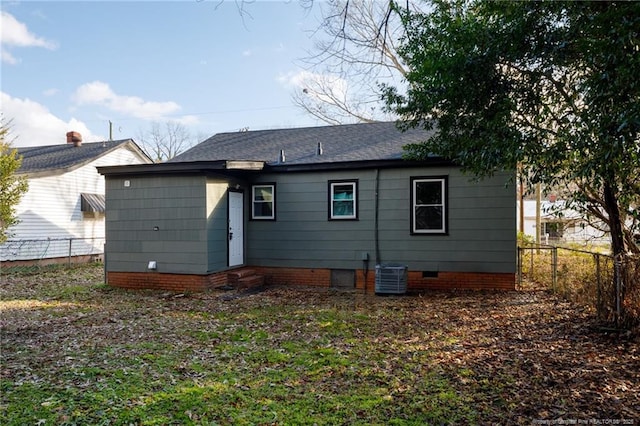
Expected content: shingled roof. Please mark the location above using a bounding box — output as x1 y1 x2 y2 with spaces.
17 139 150 177
170 122 436 166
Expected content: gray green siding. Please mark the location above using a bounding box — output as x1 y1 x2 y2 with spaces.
206 179 231 272
247 167 515 274
104 165 516 276
106 175 214 274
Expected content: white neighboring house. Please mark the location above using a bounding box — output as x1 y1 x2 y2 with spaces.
0 132 152 263
519 198 610 245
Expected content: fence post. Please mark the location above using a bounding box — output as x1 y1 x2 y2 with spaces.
530 247 534 281
552 247 558 291
615 258 622 326
68 238 72 268
595 253 601 315
517 247 520 289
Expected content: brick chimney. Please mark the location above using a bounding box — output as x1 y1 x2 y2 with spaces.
66 131 82 147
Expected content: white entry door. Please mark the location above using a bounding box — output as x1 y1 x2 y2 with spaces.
228 191 244 267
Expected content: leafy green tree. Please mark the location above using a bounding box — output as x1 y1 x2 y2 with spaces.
383 0 640 259
0 119 28 243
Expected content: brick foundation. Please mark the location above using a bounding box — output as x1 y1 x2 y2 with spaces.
405 271 516 292
107 270 229 292
107 266 515 292
251 266 331 288
356 269 514 292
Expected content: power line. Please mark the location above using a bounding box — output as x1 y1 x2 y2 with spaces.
80 104 300 124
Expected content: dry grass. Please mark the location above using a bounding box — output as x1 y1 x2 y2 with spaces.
1 265 639 425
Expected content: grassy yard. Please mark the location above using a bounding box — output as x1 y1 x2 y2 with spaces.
1 265 638 425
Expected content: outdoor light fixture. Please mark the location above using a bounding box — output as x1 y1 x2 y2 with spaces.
147 261 157 270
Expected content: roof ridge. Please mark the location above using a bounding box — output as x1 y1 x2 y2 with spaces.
17 138 133 152
171 121 433 165
16 138 148 176
213 121 395 137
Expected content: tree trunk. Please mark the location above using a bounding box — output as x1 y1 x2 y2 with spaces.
603 180 626 323
604 181 626 259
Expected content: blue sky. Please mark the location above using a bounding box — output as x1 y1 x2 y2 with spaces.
1 1 332 147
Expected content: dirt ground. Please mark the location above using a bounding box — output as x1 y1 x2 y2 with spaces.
1 265 639 424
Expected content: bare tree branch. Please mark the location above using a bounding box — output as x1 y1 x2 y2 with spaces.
138 121 195 163
292 0 412 124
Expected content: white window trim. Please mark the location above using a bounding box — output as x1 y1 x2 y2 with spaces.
252 184 275 220
330 181 357 220
412 177 447 234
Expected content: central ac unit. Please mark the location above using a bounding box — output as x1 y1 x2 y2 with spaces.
375 263 408 295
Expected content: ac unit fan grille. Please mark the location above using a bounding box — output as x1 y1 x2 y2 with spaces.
375 264 408 295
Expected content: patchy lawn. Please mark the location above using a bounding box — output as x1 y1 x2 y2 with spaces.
1 265 638 425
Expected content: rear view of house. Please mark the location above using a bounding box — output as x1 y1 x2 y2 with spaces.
98 122 516 292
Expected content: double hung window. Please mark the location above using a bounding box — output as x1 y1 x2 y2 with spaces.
411 177 447 234
252 184 275 220
329 181 357 220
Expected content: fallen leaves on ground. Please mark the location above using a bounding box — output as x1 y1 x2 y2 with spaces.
1 265 638 425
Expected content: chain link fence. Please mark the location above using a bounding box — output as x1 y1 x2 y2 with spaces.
0 237 105 273
518 244 639 327
619 254 640 327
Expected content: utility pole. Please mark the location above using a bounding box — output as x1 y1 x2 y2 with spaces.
109 121 113 141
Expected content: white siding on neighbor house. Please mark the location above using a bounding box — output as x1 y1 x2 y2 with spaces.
518 199 610 245
1 146 148 261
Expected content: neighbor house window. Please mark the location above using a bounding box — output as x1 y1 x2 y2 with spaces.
329 180 358 220
411 177 447 234
252 184 275 220
542 221 564 239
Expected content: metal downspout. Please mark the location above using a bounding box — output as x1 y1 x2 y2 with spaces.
375 168 381 265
